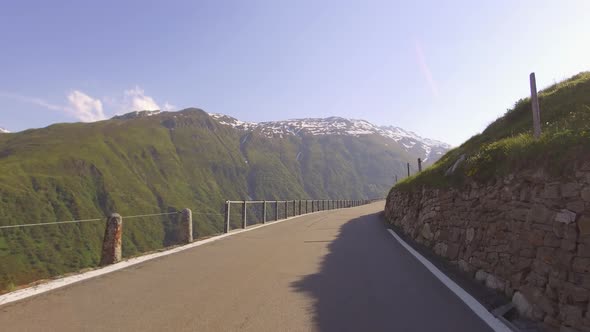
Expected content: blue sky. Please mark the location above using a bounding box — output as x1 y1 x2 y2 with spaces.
0 0 588 145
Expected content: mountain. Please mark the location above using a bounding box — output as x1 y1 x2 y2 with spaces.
0 127 9 134
0 109 449 291
208 114 450 165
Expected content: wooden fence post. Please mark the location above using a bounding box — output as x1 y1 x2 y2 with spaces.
530 72 542 139
180 208 193 244
418 158 422 172
275 201 279 221
293 200 296 216
100 213 123 266
263 200 267 224
407 162 410 177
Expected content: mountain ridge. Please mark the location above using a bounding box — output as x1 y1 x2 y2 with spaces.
207 113 450 163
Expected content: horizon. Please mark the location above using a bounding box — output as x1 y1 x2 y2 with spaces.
1 1 589 145
5 108 451 146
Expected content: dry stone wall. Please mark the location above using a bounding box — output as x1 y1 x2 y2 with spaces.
384 163 590 331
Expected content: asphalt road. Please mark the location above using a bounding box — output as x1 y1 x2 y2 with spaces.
0 202 494 332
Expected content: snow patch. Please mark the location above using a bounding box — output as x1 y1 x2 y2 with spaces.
207 113 451 162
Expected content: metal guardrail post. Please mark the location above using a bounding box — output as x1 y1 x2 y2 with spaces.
263 200 267 224
224 201 230 233
242 201 247 229
285 201 288 218
275 200 279 221
100 213 123 266
180 208 193 244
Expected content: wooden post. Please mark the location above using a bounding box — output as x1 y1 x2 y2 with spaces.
224 201 230 233
180 208 193 244
530 72 542 139
418 158 422 172
275 201 279 221
299 200 302 215
100 213 123 266
293 200 296 216
242 201 247 229
262 200 267 224
407 162 410 177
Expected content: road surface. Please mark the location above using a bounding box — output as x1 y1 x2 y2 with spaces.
0 202 494 331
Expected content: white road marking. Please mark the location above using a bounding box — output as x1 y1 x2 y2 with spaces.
0 210 330 306
387 229 512 332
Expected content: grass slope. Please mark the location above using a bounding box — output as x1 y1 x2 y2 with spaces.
395 72 590 191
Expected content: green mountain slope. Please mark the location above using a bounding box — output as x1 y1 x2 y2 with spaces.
395 71 590 190
0 109 429 291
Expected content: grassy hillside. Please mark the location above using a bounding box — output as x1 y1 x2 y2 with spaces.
0 108 417 291
395 72 590 191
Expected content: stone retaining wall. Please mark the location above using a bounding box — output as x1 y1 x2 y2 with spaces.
384 164 590 331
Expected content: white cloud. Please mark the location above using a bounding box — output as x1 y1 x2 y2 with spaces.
123 86 160 111
162 102 176 112
1 87 175 122
66 90 105 122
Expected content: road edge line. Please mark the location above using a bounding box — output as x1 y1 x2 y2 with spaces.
387 228 512 332
0 209 337 306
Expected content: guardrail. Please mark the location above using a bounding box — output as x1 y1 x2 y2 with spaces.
223 199 375 233
1 198 379 275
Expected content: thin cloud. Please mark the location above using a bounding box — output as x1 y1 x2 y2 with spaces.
414 41 439 98
0 91 65 112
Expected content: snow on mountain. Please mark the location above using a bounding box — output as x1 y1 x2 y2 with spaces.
208 113 451 163
112 110 162 120
0 127 10 134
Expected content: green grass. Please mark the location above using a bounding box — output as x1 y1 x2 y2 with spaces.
394 72 590 192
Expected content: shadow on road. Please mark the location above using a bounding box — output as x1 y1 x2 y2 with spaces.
290 212 494 332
